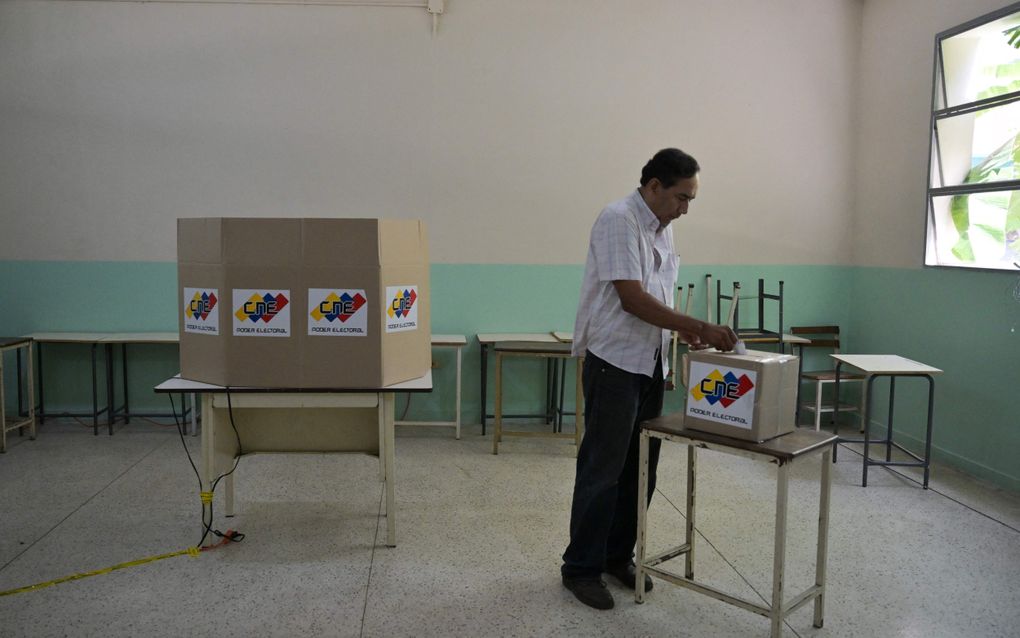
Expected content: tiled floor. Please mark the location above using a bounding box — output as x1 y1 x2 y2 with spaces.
1 418 1018 637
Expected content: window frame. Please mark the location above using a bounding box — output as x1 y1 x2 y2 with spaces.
923 1 1020 272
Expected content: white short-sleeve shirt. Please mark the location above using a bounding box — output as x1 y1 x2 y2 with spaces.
571 189 679 378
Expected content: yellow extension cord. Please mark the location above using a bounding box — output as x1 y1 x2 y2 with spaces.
1 492 218 597
0 546 200 597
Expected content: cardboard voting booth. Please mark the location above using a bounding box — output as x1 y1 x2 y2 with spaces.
178 217 430 388
684 348 798 442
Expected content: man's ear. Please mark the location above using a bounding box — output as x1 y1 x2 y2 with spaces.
645 177 662 194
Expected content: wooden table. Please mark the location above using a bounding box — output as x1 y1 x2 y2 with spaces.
491 341 582 455
831 354 942 488
636 415 836 638
154 372 432 547
476 333 561 434
1 337 35 453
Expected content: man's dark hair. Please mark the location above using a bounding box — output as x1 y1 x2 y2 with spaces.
640 148 700 188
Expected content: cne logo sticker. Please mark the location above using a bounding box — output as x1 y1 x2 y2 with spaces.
690 369 755 407
685 361 757 429
308 289 368 336
183 288 219 335
232 289 291 337
385 285 418 333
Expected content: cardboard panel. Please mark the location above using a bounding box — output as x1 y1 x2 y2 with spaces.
178 218 430 388
302 218 380 266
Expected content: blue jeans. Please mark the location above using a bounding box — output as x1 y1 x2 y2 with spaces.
561 350 663 579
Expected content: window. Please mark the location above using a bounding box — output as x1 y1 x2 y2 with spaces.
925 2 1020 270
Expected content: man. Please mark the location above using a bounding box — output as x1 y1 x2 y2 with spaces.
561 148 737 610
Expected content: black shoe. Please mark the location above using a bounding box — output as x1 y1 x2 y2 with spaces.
562 575 615 610
605 561 653 592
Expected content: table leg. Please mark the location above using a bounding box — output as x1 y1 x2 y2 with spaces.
771 462 789 637
480 343 488 435
91 343 99 436
200 394 215 539
558 358 568 434
832 363 842 462
794 345 803 424
37 342 45 424
27 343 36 440
1 356 6 452
545 358 555 426
813 449 832 628
122 344 130 425
16 347 23 419
686 444 697 579
492 352 503 455
381 392 397 547
922 375 935 489
106 343 114 434
455 346 462 440
863 376 877 488
189 393 198 437
886 376 896 463
635 430 650 604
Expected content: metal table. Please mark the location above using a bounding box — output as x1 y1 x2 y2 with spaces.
636 415 836 637
25 332 192 435
832 354 942 488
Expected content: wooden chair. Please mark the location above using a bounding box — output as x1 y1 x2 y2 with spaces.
790 325 866 431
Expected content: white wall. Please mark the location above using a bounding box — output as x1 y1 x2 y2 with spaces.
1 0 862 265
853 0 1011 268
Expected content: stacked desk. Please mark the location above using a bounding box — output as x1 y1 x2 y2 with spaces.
154 372 432 546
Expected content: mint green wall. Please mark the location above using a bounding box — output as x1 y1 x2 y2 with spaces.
2 260 1016 491
848 267 1020 491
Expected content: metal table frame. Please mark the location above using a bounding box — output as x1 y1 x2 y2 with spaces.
154 372 432 547
26 332 193 435
832 354 942 488
1 337 36 453
636 418 836 638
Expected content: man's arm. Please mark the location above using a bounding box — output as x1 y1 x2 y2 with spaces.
613 280 737 351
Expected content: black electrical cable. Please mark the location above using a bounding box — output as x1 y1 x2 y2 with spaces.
169 393 246 548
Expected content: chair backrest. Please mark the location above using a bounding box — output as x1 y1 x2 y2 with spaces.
790 325 842 353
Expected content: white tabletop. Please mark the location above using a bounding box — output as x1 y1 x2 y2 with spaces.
431 334 467 346
477 333 559 344
24 332 115 343
24 331 180 344
551 331 573 343
100 332 179 343
831 354 942 375
154 371 434 393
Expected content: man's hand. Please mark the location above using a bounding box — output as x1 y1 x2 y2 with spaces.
699 323 738 351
